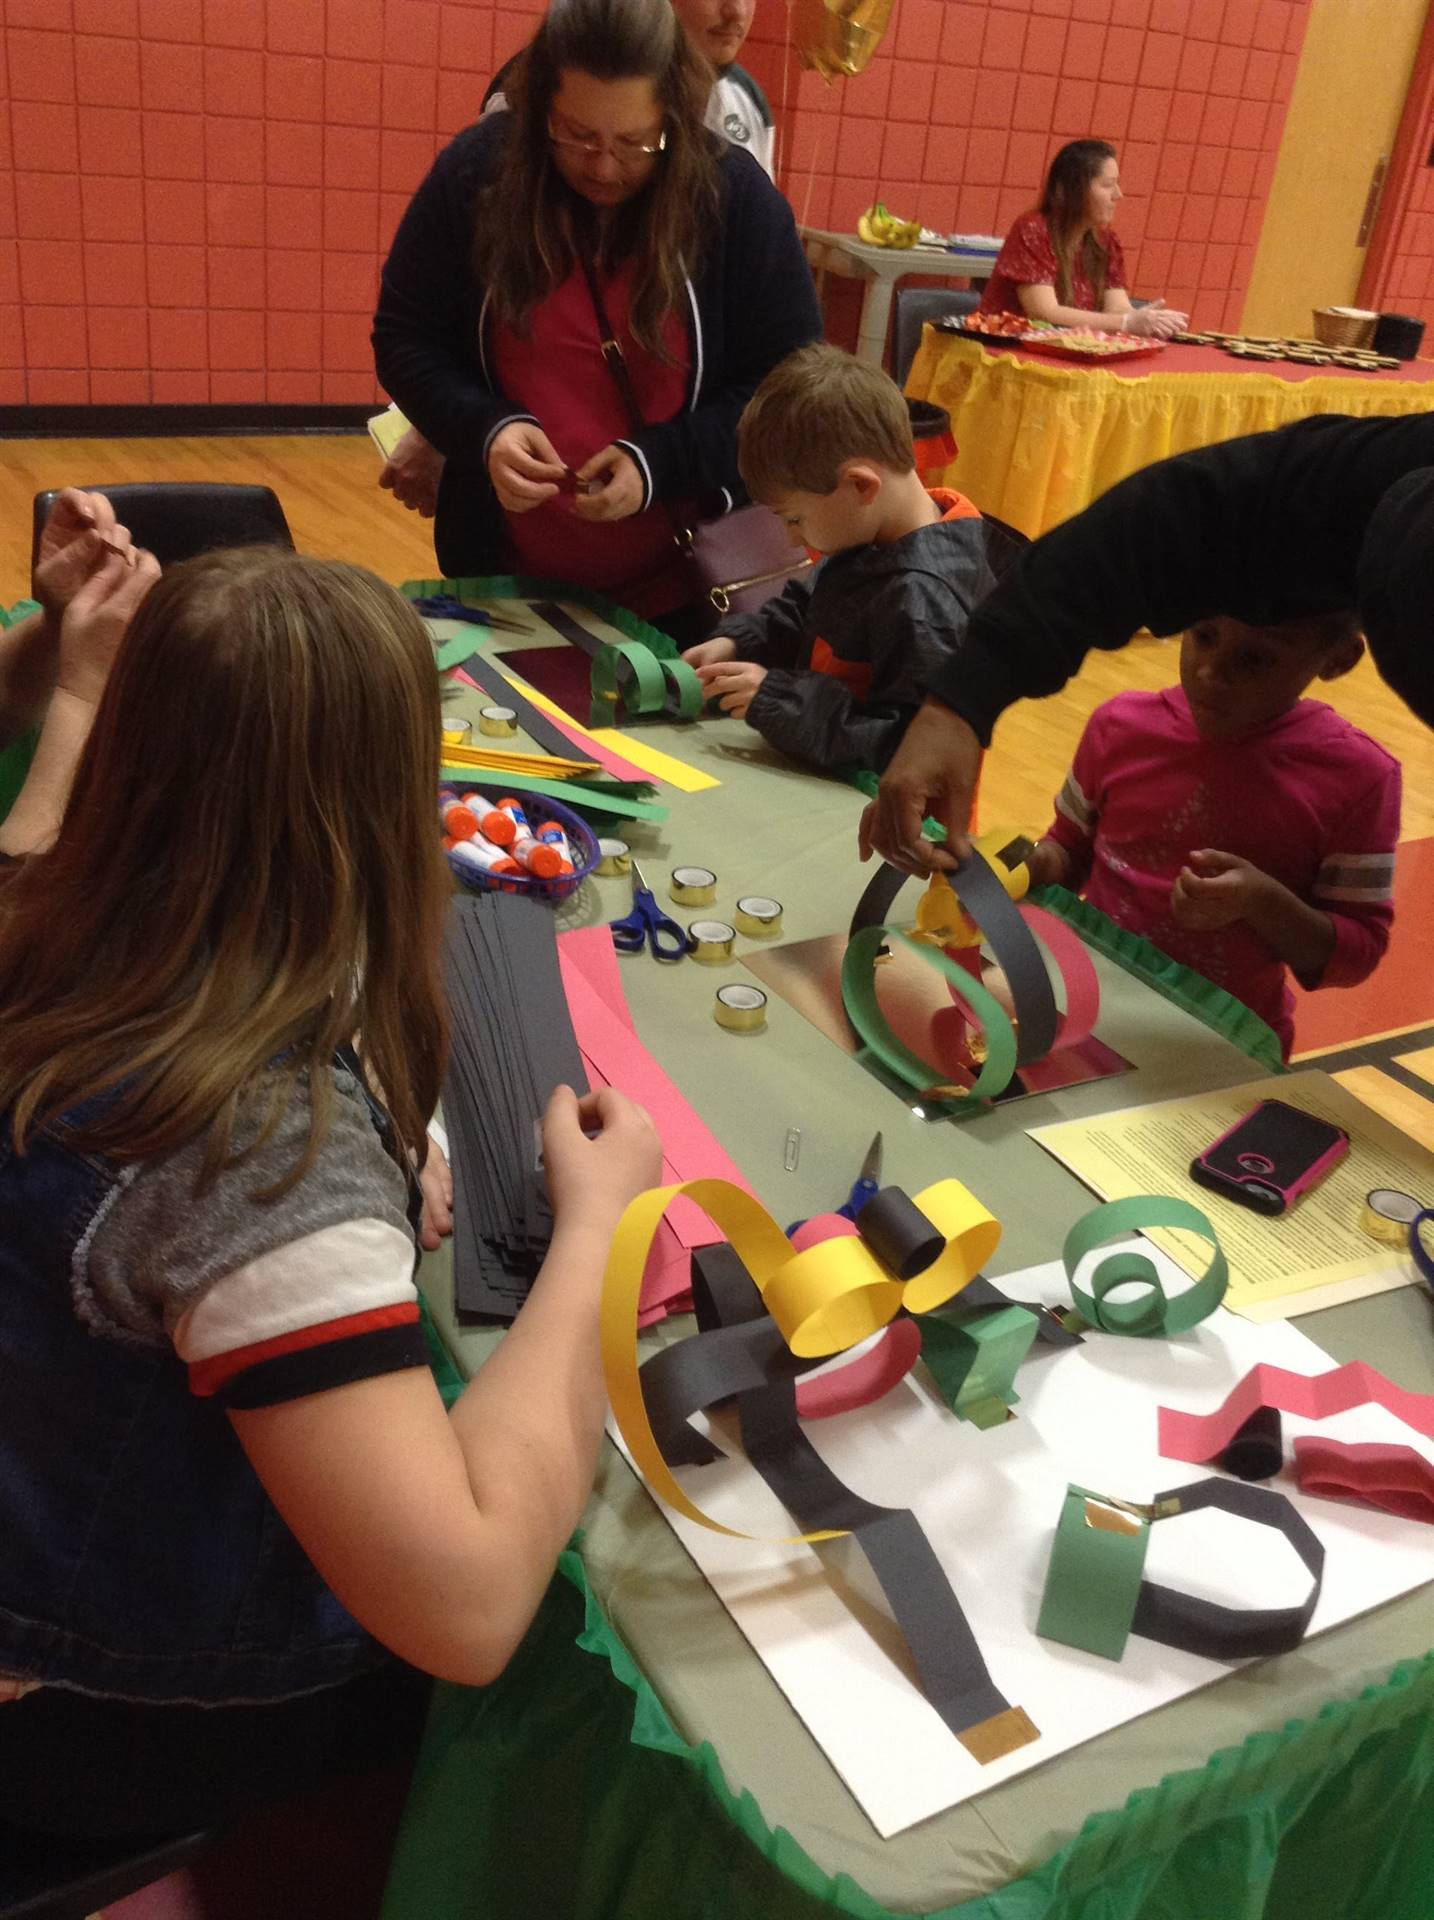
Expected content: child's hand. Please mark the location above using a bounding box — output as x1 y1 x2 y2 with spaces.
1170 849 1266 930
541 1084 662 1230
571 445 644 522
57 547 161 708
416 1133 454 1252
34 488 135 618
695 659 767 718
681 635 739 670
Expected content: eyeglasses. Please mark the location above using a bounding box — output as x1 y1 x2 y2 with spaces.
546 118 668 167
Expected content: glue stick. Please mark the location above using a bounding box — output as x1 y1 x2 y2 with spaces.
449 837 521 881
497 797 564 878
536 822 574 867
438 794 479 842
466 794 517 848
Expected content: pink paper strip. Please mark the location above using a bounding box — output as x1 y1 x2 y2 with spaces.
558 926 635 1030
450 666 652 783
796 1319 923 1421
1020 903 1101 1050
557 953 753 1250
1158 1361 1434 1463
1293 1436 1434 1524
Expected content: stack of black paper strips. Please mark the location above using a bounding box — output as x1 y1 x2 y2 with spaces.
441 891 588 1319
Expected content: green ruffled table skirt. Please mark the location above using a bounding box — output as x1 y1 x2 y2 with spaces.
382 1549 1434 1920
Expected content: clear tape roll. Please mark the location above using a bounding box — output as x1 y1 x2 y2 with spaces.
670 866 718 906
688 919 737 964
714 984 767 1032
735 895 783 938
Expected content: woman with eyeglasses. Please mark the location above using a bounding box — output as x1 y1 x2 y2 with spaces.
373 0 820 639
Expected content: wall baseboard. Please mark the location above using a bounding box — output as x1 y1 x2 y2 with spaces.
5 404 375 439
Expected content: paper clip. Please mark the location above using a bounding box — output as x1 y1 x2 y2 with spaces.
783 1127 801 1173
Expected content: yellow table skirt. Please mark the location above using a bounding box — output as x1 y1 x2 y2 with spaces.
906 330 1434 540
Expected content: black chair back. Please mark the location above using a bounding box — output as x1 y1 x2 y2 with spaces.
892 287 981 388
31 484 294 574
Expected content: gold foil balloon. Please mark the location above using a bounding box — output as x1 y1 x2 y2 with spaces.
793 0 897 80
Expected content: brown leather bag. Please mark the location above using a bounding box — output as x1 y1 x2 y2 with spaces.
579 255 812 621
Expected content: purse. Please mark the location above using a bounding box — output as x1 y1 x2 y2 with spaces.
578 255 812 620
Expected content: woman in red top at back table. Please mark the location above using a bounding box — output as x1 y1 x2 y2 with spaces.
980 139 1188 339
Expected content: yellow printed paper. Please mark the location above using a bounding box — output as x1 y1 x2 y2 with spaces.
1029 1070 1434 1321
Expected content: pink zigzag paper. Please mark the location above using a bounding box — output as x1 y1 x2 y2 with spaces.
1158 1361 1434 1463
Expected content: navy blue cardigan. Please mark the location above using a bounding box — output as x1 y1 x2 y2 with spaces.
372 115 821 578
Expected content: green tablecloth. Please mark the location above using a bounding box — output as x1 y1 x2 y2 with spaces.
383 613 1434 1919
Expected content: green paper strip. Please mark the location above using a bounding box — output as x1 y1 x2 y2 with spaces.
589 638 670 726
841 927 1018 1104
443 767 668 822
661 656 705 721
0 598 41 630
1037 1484 1151 1660
916 1303 1038 1428
1062 1196 1227 1337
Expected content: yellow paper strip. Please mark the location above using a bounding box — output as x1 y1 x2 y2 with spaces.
438 741 600 778
484 651 720 791
602 1176 999 1538
1394 1046 1434 1091
587 727 720 794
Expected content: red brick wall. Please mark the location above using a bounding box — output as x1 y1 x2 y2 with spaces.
2 0 1310 408
754 0 1312 337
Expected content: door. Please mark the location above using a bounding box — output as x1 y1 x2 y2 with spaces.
1241 0 1428 337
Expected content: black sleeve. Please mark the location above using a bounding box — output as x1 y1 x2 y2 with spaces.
745 670 915 774
922 411 1434 744
622 150 822 506
372 122 530 467
746 555 990 774
718 569 817 668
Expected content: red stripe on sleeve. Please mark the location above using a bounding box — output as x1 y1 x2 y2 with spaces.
188 1301 421 1397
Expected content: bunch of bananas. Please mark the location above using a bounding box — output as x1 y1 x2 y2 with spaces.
856 203 921 249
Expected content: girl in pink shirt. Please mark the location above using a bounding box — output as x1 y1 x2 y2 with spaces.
1026 613 1400 1057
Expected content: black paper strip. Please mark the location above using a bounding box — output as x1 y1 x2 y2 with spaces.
450 648 585 762
1132 1477 1324 1660
1217 1406 1283 1481
848 852 1057 1067
855 1186 946 1280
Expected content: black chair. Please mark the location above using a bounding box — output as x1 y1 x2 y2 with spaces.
892 287 981 388
31 483 294 575
0 1821 217 1920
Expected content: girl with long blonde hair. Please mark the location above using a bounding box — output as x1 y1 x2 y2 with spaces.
0 545 658 1839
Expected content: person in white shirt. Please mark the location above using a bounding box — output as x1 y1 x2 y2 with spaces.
381 0 777 519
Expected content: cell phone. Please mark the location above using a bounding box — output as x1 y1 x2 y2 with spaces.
1189 1100 1349 1217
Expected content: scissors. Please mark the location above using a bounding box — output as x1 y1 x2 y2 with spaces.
413 594 534 636
787 1132 883 1236
609 861 690 962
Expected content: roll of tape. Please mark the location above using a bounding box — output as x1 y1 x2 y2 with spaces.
688 919 736 964
479 705 517 737
735 895 783 938
441 717 473 746
670 866 718 907
596 837 632 877
1361 1187 1422 1246
714 984 767 1032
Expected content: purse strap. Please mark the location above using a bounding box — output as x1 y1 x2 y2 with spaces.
577 252 697 555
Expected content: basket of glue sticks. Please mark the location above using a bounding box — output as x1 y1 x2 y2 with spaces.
439 789 600 903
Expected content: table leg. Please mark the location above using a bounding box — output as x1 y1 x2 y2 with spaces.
857 275 896 365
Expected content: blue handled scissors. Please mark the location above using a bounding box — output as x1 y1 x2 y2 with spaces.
609 861 690 962
413 594 534 636
787 1132 883 1236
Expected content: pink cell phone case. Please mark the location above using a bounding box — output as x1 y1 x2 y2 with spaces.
1190 1099 1349 1216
